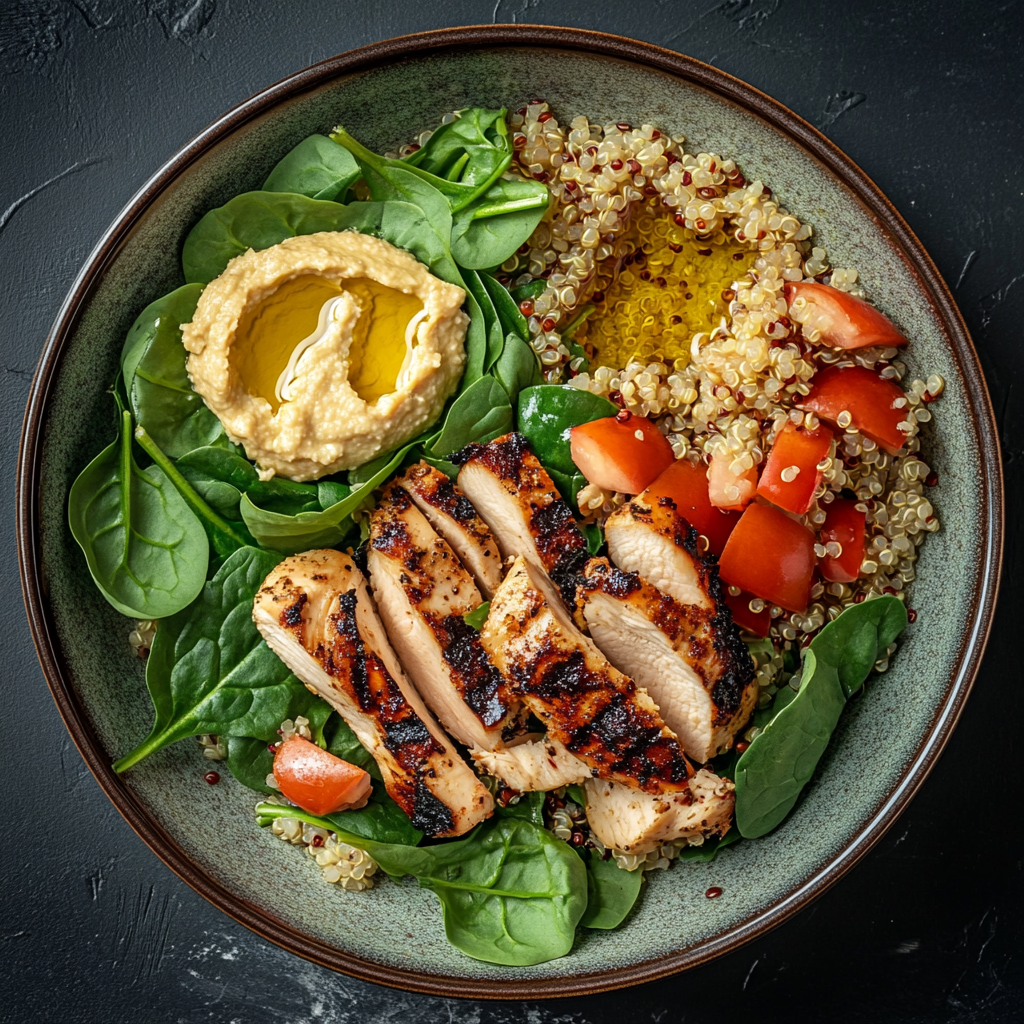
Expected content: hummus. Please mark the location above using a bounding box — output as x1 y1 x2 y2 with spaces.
182 231 468 481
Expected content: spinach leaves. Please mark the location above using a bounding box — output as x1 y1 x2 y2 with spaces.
68 408 209 619
113 546 333 772
255 805 587 966
517 384 616 499
262 134 361 202
733 596 908 838
120 284 225 458
580 850 643 930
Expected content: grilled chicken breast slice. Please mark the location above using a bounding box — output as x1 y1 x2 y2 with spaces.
604 496 715 610
397 461 503 599
452 433 589 613
472 736 592 792
579 558 756 762
252 549 492 837
367 483 517 752
480 557 693 794
585 770 735 855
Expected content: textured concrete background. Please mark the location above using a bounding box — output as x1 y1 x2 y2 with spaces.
3 1 1022 1021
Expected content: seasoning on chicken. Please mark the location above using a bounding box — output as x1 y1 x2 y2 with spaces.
577 558 756 762
473 736 592 792
252 549 493 837
480 556 693 794
604 495 716 610
584 770 735 855
451 433 590 612
397 461 503 599
367 482 518 752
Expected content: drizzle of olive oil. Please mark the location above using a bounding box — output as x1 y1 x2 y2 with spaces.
342 279 423 403
578 200 758 371
234 274 422 409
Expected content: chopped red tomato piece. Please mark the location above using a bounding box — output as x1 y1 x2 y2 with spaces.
570 412 675 494
643 458 739 554
724 589 771 637
273 734 372 816
784 282 907 350
707 452 758 511
803 365 909 455
819 498 867 583
757 421 834 514
719 503 816 613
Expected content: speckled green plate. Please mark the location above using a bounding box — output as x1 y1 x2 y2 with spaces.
17 26 1003 999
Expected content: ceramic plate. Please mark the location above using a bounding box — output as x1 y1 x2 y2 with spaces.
17 26 1003 998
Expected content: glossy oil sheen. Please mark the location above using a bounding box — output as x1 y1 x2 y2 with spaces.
22 35 998 993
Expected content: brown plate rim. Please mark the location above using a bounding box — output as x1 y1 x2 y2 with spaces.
16 24 1005 1000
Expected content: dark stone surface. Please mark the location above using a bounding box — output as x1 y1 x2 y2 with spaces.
3 1 1021 1021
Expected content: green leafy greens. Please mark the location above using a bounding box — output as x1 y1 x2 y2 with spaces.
733 596 908 838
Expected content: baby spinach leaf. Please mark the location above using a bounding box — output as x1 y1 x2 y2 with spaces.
68 408 209 619
493 333 543 402
114 546 333 773
676 830 742 863
450 176 550 270
246 477 323 516
240 441 417 553
226 736 277 794
430 376 513 459
176 445 259 520
511 278 546 303
120 284 226 458
134 426 254 558
182 192 388 284
481 271 530 341
262 134 361 202
548 468 587 505
317 480 350 509
403 108 511 188
734 596 908 838
580 850 643 930
581 521 604 556
254 808 588 966
462 601 490 631
462 269 505 371
517 384 617 478
327 781 423 847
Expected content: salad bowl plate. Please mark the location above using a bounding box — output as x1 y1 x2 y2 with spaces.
17 25 1003 998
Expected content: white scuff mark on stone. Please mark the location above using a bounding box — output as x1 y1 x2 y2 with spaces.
0 157 103 235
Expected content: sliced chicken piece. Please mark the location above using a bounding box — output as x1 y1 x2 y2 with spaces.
604 496 715 610
585 770 735 855
367 482 518 752
397 461 503 599
452 433 589 614
480 556 693 795
472 736 592 792
578 558 756 762
253 549 492 838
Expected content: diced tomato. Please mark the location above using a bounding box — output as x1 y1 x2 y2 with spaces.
757 421 834 514
819 498 867 583
803 365 909 455
570 412 675 494
785 282 906 350
272 734 372 816
724 589 771 637
719 503 816 613
707 452 758 511
642 458 740 554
